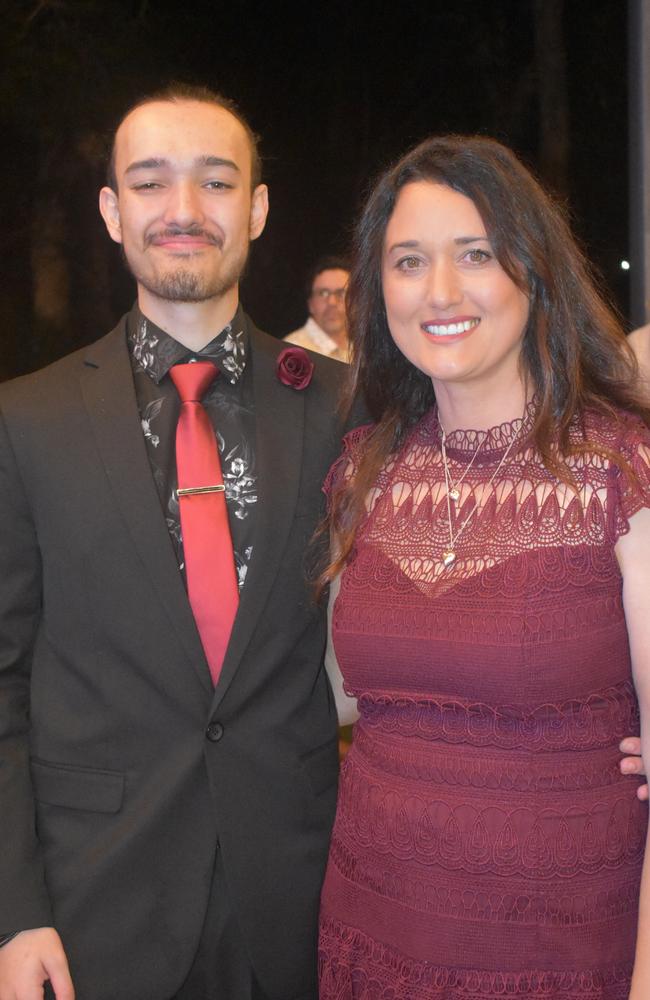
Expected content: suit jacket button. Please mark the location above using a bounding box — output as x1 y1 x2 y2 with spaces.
206 722 224 742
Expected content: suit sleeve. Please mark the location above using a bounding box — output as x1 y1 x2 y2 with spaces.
0 406 53 931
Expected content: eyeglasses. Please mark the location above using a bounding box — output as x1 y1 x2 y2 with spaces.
311 287 347 302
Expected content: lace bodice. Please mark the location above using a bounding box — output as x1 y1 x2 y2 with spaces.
329 407 650 591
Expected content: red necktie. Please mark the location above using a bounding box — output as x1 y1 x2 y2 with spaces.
170 362 239 684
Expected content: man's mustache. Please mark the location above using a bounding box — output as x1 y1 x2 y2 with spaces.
145 226 224 249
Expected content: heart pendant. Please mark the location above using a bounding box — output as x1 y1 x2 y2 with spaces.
448 487 460 502
442 550 456 567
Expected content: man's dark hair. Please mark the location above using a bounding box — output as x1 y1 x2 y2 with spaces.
106 82 262 191
305 255 350 299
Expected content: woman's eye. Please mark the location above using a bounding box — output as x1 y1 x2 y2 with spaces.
464 248 491 264
397 255 422 271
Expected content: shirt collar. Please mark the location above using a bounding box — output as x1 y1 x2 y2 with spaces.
127 303 248 385
303 317 342 355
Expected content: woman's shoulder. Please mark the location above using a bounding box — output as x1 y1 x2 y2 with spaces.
576 407 650 530
341 421 376 451
323 422 376 498
579 405 650 454
324 406 438 498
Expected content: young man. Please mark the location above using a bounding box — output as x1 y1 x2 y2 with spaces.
0 85 347 1000
284 257 350 361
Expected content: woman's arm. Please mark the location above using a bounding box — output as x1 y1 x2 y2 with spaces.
616 505 650 998
325 573 360 727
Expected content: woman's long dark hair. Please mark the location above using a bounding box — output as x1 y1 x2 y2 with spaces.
319 134 649 593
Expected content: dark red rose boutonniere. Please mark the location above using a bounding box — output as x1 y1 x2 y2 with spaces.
276 346 314 390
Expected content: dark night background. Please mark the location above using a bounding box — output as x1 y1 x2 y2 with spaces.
0 0 629 379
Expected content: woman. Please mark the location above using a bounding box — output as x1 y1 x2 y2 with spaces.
318 135 650 999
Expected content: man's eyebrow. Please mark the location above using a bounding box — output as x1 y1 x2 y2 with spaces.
124 156 241 174
197 155 240 172
125 158 169 174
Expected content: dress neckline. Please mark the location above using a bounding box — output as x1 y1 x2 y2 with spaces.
423 403 535 463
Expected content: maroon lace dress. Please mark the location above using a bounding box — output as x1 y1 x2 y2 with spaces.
319 408 650 1000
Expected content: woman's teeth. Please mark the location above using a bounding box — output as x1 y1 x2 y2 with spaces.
424 319 479 336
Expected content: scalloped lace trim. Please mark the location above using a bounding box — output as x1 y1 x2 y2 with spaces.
351 681 639 750
319 918 632 998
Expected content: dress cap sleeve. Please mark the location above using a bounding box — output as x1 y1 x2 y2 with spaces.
322 423 375 506
609 411 650 538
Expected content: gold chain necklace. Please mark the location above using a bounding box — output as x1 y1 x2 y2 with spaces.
440 417 524 568
439 426 486 502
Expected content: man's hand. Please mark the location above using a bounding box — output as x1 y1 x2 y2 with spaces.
619 737 649 801
0 928 74 1000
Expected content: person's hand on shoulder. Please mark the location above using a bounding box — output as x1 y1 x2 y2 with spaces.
0 928 74 1000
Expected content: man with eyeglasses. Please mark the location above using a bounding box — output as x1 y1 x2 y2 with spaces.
284 256 350 362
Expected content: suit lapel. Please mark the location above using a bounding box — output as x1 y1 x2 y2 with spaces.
212 323 305 706
79 322 213 696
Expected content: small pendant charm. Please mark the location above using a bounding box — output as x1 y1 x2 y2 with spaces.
448 487 460 502
442 550 456 567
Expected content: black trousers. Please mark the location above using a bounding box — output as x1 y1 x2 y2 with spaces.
45 848 315 1000
172 848 269 1000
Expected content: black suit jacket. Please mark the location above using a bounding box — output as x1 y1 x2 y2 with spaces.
0 314 348 999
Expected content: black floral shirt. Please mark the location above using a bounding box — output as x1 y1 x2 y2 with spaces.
127 303 257 591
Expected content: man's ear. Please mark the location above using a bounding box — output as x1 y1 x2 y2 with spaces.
99 187 123 244
249 184 269 241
